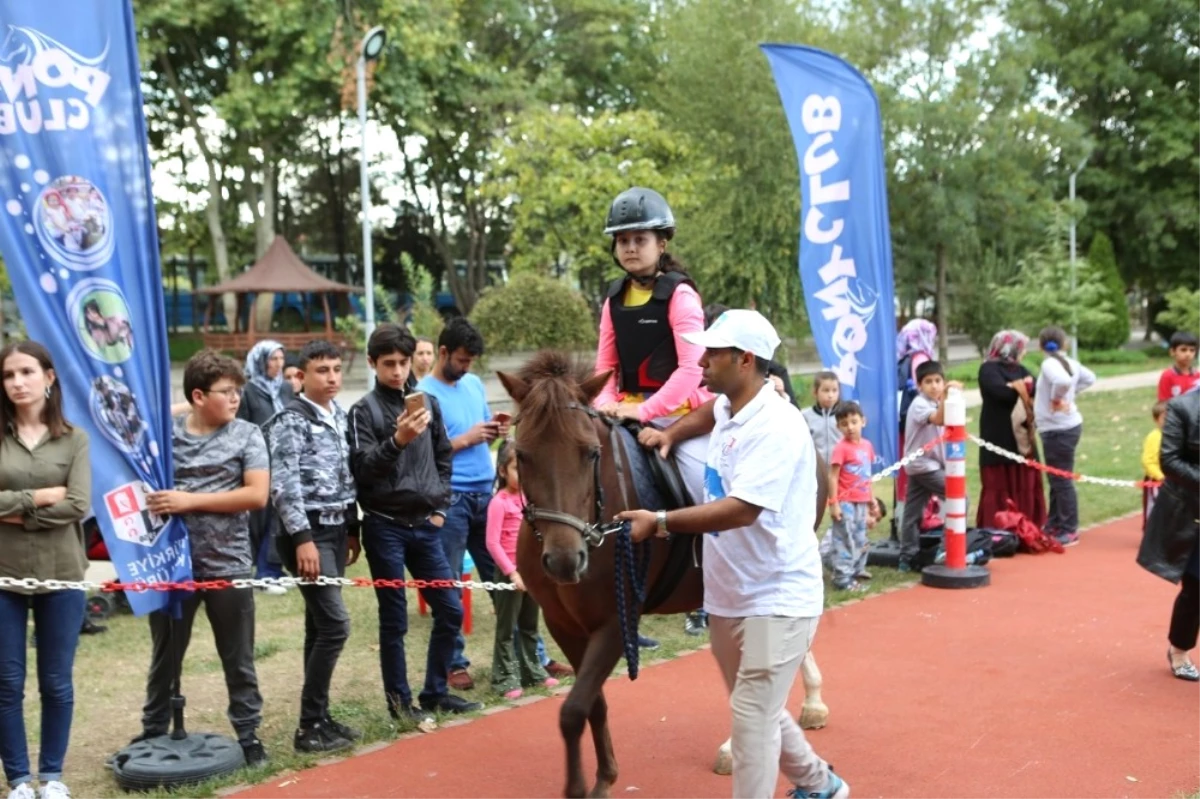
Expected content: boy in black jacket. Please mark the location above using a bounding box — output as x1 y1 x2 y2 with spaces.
348 323 482 720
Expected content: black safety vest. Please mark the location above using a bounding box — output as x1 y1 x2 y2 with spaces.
605 271 695 394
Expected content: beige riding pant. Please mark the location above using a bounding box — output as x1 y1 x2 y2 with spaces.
709 614 831 798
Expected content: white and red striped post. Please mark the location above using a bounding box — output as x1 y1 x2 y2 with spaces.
943 386 968 568
921 386 990 589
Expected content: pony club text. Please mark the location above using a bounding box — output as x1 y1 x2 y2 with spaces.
0 24 112 135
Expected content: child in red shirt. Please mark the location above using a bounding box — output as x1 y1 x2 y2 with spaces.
828 401 877 591
1158 331 1199 401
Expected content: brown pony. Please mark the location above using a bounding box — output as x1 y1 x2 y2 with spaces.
498 352 828 798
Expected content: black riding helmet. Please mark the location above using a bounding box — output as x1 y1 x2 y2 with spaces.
604 187 676 239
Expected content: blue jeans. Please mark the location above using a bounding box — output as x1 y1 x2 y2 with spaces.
255 527 284 580
513 630 550 667
440 491 496 672
363 516 463 709
0 589 84 787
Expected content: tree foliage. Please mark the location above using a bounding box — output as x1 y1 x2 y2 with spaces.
484 107 706 310
1085 231 1130 349
1155 287 1200 338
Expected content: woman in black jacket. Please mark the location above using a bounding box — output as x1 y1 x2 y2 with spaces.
1137 387 1200 681
238 339 293 591
976 330 1046 529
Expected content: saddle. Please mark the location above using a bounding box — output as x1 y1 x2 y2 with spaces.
609 421 699 613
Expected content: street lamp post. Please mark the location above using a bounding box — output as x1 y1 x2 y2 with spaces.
1068 155 1087 360
357 25 387 345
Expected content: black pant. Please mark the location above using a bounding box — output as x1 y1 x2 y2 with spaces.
143 579 262 742
1041 424 1082 535
282 523 350 727
1169 572 1199 651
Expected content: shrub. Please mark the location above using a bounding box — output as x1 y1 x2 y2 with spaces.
470 273 597 353
1155 287 1200 341
1084 232 1129 350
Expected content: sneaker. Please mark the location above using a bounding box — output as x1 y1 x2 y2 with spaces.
293 722 352 754
390 704 437 727
787 769 849 799
855 570 873 580
684 612 708 636
259 584 288 596
9 783 35 799
1057 532 1080 547
545 660 574 678
420 694 483 715
447 668 475 691
323 715 361 742
503 688 524 700
240 737 268 766
897 560 914 573
36 782 69 799
637 634 660 650
542 677 560 688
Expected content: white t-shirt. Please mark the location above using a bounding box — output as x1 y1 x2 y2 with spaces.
701 384 824 618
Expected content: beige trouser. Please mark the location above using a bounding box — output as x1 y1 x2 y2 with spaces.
709 614 830 798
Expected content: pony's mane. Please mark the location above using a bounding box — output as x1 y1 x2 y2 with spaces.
515 351 597 448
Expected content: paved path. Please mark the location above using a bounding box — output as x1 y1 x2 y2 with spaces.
229 514 1199 799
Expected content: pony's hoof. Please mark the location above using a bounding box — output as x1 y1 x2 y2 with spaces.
799 703 829 730
713 740 733 775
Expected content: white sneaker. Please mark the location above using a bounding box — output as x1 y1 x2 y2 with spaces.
259 584 287 596
37 782 70 799
7 782 35 799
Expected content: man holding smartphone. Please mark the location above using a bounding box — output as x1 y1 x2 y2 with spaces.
348 323 482 718
417 317 508 690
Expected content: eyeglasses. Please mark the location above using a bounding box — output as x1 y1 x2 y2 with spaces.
205 387 243 400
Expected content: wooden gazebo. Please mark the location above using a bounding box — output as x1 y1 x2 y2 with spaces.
197 236 362 359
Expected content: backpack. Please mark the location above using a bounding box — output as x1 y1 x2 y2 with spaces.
913 528 995 569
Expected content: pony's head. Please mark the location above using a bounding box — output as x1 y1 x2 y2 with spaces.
497 351 611 584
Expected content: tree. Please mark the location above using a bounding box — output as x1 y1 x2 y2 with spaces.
1008 0 1199 294
649 0 840 324
470 273 597 351
995 217 1118 345
1155 287 1200 339
1085 231 1130 349
483 107 706 310
374 0 659 315
848 0 1086 359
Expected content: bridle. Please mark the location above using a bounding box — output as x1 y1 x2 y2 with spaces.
518 402 628 549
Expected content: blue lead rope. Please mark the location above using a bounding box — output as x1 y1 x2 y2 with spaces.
613 521 651 680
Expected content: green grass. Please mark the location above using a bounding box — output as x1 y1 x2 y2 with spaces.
32 387 1154 797
942 350 1171 390
167 333 206 363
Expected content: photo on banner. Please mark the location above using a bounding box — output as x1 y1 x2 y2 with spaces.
761 43 899 467
0 2 191 614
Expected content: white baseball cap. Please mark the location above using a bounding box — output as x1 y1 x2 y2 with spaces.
682 309 781 359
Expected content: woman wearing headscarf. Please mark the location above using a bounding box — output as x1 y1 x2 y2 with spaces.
237 340 292 592
976 330 1046 529
237 340 290 425
895 319 938 515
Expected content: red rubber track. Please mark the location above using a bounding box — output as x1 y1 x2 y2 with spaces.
233 515 1199 798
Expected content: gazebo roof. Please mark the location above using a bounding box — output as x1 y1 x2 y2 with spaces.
197 236 362 294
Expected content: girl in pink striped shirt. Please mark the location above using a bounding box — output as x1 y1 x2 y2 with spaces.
487 443 559 699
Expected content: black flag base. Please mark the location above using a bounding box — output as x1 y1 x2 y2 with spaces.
108 615 246 791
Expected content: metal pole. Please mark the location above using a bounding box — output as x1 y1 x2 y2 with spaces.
357 56 376 344
1068 170 1077 360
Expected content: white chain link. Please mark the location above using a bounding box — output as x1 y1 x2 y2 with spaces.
870 437 945 482
0 576 517 593
968 433 1146 489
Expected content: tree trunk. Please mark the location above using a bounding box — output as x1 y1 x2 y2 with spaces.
203 168 236 329
935 241 949 362
248 155 277 333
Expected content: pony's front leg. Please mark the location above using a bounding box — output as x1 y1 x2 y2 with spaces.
559 622 623 798
587 689 618 797
798 651 829 729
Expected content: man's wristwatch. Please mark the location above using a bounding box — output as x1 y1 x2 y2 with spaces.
655 509 669 538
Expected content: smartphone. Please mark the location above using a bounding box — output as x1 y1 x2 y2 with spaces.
405 391 426 416
493 412 512 426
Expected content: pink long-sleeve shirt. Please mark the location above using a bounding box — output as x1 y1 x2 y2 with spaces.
593 282 712 422
486 488 526 577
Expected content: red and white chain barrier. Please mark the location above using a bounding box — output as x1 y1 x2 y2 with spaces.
967 433 1160 490
1 427 1152 594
